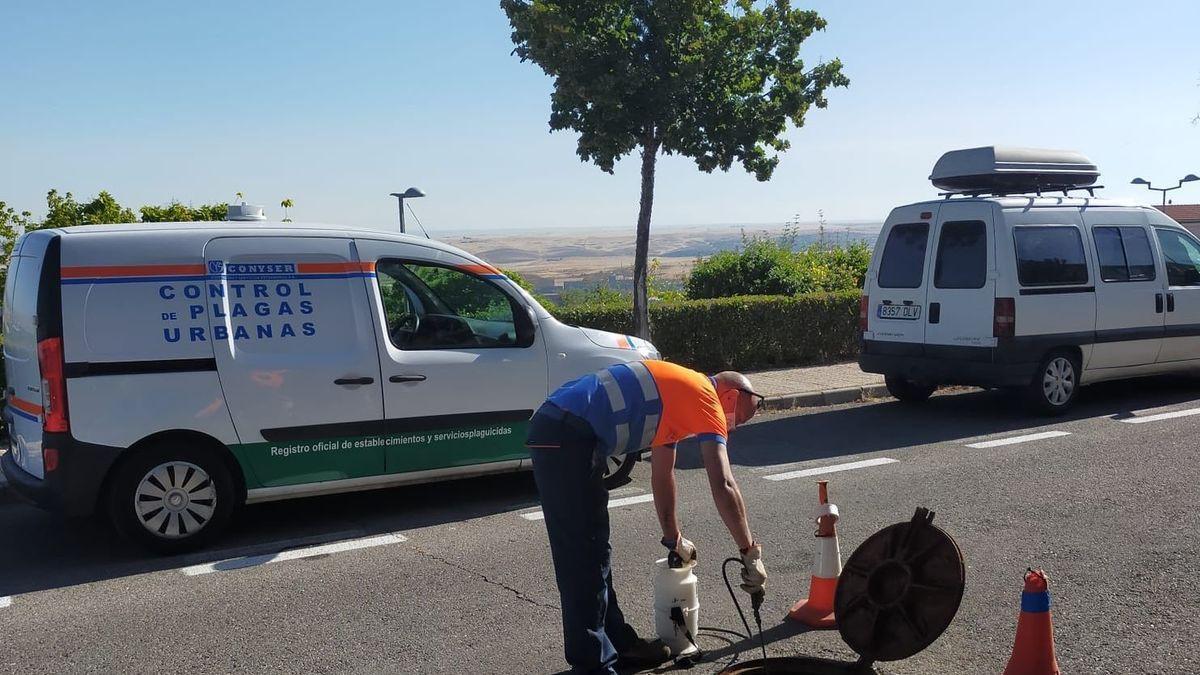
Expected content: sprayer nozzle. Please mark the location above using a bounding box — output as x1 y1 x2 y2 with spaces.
751 590 765 611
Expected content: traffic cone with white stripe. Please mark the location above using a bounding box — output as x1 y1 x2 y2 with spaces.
787 480 841 629
1003 569 1061 675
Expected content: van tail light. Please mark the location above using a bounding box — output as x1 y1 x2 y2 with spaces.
37 337 70 433
993 298 1016 338
859 295 870 332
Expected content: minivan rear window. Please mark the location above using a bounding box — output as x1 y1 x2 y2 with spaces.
877 223 929 289
934 220 987 289
1013 227 1088 287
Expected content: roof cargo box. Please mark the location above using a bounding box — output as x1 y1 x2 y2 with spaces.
930 146 1099 194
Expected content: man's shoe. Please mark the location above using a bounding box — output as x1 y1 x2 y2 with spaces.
616 638 672 669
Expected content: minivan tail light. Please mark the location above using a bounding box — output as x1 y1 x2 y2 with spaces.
859 295 870 332
37 337 69 433
993 298 1016 338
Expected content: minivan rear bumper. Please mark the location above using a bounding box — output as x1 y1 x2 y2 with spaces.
859 339 1036 388
1 432 123 517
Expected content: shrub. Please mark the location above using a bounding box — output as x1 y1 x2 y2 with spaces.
686 239 870 299
551 290 860 372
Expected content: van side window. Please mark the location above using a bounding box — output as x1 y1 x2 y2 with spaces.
376 260 529 349
934 220 986 289
1013 227 1088 287
1094 227 1156 283
877 223 929 289
1155 229 1200 287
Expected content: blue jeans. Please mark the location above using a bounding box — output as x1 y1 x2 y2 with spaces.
528 406 638 675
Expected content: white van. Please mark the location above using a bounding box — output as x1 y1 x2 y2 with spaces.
860 146 1200 414
1 223 657 551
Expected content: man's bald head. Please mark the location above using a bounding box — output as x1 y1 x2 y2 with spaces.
712 371 763 429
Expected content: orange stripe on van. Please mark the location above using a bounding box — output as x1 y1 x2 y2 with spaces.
295 262 376 274
456 263 503 276
8 395 42 417
61 264 207 278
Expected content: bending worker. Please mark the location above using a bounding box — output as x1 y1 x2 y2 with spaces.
526 359 768 674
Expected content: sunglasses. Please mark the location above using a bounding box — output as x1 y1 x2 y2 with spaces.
737 388 766 411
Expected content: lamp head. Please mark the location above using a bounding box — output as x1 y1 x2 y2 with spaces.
1131 177 1150 186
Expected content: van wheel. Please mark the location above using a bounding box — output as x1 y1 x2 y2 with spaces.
885 375 937 403
107 443 236 554
1026 350 1079 415
602 452 637 489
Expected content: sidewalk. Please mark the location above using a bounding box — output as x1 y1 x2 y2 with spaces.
750 361 888 410
0 362 887 501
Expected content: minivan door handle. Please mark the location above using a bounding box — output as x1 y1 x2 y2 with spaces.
334 377 375 386
389 374 427 383
928 302 941 324
1156 293 1164 314
1167 293 1176 313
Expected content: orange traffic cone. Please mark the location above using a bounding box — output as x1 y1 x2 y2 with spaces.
1003 569 1061 675
787 480 841 629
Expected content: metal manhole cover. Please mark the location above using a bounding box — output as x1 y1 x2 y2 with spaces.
833 507 965 662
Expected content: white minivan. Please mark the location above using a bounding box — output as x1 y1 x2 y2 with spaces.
1 222 657 551
860 146 1200 414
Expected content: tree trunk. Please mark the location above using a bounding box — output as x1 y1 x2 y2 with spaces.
633 136 659 340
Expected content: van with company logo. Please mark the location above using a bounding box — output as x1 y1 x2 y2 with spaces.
1 222 658 551
860 146 1200 414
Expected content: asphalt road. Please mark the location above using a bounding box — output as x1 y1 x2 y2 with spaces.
2 377 1199 674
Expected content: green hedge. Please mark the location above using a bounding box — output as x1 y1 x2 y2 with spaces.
551 290 860 372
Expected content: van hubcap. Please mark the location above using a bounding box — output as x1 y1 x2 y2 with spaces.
603 455 625 479
1042 357 1075 406
134 461 216 539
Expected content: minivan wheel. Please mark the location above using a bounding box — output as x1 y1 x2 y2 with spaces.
602 452 637 489
108 443 236 554
885 375 937 403
1026 350 1079 415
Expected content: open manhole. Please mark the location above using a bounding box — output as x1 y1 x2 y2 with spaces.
718 508 965 675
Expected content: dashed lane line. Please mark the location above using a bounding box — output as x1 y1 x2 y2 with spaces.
0 596 10 609
521 494 655 522
181 532 407 576
762 457 898 482
1118 407 1200 424
965 431 1071 448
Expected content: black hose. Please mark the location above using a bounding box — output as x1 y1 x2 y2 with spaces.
694 558 768 671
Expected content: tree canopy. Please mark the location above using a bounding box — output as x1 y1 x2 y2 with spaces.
503 0 848 337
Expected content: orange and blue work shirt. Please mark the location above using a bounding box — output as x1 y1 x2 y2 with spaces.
536 360 727 457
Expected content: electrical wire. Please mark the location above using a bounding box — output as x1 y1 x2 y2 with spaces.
406 202 431 239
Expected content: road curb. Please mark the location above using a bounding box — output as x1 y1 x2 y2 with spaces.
763 383 891 412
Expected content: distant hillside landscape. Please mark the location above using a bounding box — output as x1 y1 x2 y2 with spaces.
446 222 881 296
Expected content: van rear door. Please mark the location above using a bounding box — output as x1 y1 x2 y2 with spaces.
865 206 938 346
924 201 996 351
3 232 58 480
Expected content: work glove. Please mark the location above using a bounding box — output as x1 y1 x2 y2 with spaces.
739 544 768 596
661 535 697 565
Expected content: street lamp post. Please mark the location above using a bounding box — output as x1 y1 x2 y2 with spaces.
1131 175 1200 206
389 187 426 233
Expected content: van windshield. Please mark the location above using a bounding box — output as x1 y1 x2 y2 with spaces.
877 223 929 288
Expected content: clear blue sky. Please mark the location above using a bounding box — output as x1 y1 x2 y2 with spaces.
3 1 1199 233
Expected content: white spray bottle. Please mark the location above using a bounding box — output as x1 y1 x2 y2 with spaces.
653 552 700 658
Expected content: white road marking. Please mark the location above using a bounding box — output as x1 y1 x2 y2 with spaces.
763 457 898 482
521 494 655 521
181 533 407 576
1119 407 1200 424
966 431 1071 448
0 596 10 609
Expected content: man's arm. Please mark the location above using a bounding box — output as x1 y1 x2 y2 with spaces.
699 439 754 551
650 444 680 543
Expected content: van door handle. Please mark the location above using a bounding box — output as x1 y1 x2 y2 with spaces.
1168 293 1176 312
334 377 375 386
1156 293 1164 313
389 374 427 383
928 302 941 324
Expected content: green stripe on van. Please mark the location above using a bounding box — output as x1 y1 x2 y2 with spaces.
232 421 530 488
